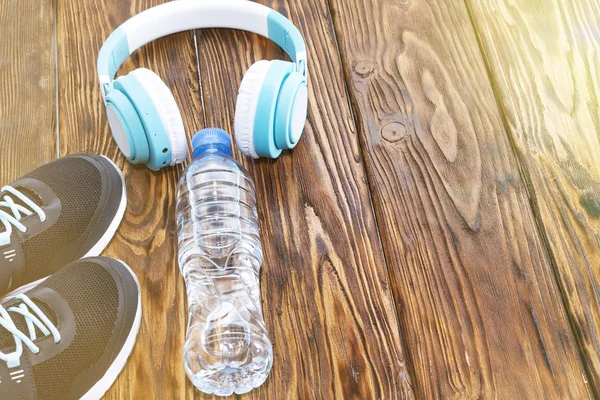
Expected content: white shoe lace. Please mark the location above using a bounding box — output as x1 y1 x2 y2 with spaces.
0 186 46 246
0 294 61 368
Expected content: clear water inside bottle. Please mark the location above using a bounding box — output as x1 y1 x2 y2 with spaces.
176 136 272 396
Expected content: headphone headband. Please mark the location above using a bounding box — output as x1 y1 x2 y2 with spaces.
98 0 307 98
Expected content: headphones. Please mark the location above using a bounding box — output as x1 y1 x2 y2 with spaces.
97 0 308 170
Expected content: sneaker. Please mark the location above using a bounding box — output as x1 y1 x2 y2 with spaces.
0 257 141 399
0 155 127 297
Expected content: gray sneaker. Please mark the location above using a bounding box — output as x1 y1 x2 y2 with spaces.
0 155 127 297
0 257 141 399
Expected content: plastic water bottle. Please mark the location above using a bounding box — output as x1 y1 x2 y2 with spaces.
176 128 273 396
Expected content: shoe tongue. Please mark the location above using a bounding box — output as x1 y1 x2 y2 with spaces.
7 186 45 209
0 298 58 353
16 187 44 207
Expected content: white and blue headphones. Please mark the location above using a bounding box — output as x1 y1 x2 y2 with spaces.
97 0 308 170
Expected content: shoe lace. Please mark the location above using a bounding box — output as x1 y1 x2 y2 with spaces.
0 294 60 368
0 186 46 246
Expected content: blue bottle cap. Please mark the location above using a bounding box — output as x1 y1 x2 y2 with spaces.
192 128 233 158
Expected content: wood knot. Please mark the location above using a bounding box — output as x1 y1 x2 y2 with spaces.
398 0 412 8
381 122 407 143
354 60 375 78
580 192 600 219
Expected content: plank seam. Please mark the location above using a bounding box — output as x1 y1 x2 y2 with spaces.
193 29 207 129
53 0 59 158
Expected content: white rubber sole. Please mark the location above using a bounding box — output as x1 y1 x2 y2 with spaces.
80 260 142 400
2 155 127 303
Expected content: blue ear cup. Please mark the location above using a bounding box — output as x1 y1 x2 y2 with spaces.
234 60 307 159
104 70 179 170
105 90 150 164
273 70 308 150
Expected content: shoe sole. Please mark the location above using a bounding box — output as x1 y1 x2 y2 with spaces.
81 260 142 400
2 155 127 303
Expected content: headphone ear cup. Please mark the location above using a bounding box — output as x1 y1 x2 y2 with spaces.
273 71 307 150
236 60 300 159
113 69 181 170
235 60 308 159
130 69 188 165
105 86 150 164
252 60 299 158
235 60 272 159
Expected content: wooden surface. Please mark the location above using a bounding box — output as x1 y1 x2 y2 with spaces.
0 0 56 181
328 0 592 397
0 0 598 399
468 0 600 391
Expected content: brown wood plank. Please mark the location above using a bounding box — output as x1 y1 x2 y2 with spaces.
0 0 55 183
467 0 600 392
196 1 414 398
56 0 203 398
328 0 592 398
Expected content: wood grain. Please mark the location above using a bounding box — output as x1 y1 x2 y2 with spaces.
468 0 600 392
195 0 414 398
328 0 592 398
0 0 55 183
56 0 203 398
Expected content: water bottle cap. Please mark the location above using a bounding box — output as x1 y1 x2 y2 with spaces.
192 128 233 157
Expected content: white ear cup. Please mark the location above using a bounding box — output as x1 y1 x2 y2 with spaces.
234 60 271 159
131 68 188 165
